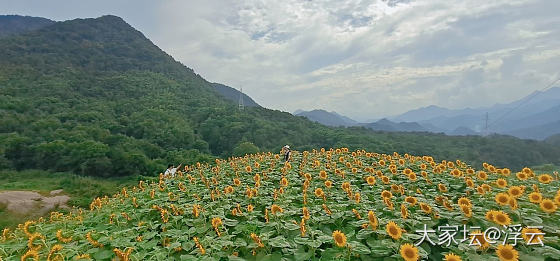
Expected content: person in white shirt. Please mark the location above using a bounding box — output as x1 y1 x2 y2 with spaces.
282 145 291 162
164 163 182 177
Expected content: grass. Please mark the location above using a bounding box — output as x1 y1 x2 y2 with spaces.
0 169 143 228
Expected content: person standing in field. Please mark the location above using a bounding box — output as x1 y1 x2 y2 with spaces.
282 145 291 162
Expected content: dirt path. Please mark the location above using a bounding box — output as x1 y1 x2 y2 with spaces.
0 190 70 216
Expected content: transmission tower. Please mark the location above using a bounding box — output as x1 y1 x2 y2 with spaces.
483 112 489 136
238 87 245 111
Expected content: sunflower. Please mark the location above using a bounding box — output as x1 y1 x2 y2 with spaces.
400 204 408 219
461 205 472 218
496 178 507 188
224 186 234 194
332 230 347 247
354 192 361 203
399 243 419 261
469 230 490 250
56 229 72 243
304 173 312 180
444 253 462 261
366 176 376 185
554 194 560 206
368 210 378 230
386 221 402 240
443 200 454 211
496 244 519 261
493 211 511 226
382 176 390 184
314 188 324 198
245 166 252 172
508 186 523 198
270 204 283 214
405 196 417 206
280 177 288 187
540 199 557 213
451 169 462 177
341 182 351 191
495 193 511 206
482 184 491 192
476 186 485 195
391 184 400 192
465 179 474 188
521 227 544 245
319 170 327 180
381 190 393 199
485 210 496 222
538 174 553 184
247 204 254 212
27 233 44 251
21 250 39 261
457 197 471 207
516 172 528 180
420 202 432 214
325 180 333 188
509 198 518 210
47 244 63 261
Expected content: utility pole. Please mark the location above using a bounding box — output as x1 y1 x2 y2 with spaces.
238 87 245 111
484 112 489 136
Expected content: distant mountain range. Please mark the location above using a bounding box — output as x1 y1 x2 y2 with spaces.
294 109 357 127
295 87 560 140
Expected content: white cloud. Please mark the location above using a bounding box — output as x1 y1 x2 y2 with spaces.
3 0 559 121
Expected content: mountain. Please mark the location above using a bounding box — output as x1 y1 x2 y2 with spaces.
362 118 427 132
0 15 55 37
390 87 560 139
506 120 560 140
295 109 358 127
1 15 559 176
211 83 260 107
545 134 560 146
391 105 453 123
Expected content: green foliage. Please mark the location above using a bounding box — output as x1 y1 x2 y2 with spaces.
233 142 260 157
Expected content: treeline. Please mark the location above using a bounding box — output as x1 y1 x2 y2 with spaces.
1 15 559 177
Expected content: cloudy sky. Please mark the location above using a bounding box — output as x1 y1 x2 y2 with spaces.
2 0 559 121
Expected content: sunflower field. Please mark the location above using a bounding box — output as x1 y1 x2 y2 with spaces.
1 148 559 261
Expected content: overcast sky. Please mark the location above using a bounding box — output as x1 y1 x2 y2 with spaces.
2 0 559 121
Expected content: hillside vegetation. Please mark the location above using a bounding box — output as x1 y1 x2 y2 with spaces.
1 15 559 179
1 148 559 260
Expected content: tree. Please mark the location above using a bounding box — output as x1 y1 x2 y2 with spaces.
232 142 260 157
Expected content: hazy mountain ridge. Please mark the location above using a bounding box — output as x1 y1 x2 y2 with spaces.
389 87 560 139
294 110 432 132
294 109 357 127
